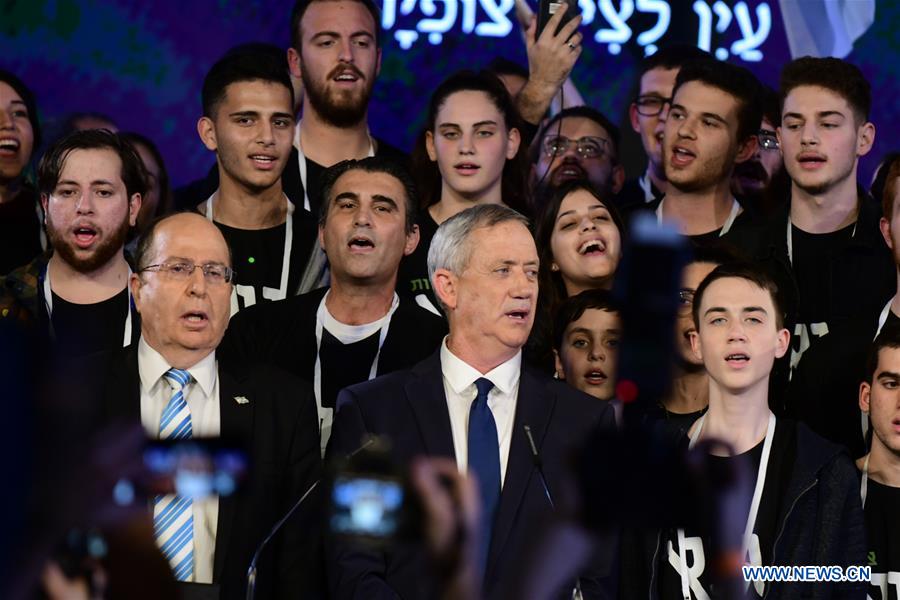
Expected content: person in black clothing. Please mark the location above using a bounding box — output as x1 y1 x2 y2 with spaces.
878 158 900 333
0 129 145 355
0 70 44 275
221 157 446 453
653 59 762 248
398 70 531 314
195 47 318 312
618 45 710 214
621 262 865 599
857 329 900 597
531 106 624 210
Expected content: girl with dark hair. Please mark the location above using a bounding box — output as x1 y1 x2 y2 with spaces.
396 70 531 313
0 70 44 274
528 180 625 370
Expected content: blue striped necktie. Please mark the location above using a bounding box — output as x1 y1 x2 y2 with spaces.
154 367 194 581
468 377 500 580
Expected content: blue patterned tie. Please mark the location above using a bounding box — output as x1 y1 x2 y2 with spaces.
468 377 500 578
153 368 194 581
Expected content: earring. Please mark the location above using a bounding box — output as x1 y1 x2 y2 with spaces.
553 371 560 379
551 263 559 272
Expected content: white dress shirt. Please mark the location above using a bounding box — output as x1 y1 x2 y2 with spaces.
440 337 520 487
138 337 220 584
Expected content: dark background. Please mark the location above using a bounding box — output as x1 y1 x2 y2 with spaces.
3 0 898 187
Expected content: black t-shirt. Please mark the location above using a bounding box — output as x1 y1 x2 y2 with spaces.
863 475 900 599
396 210 441 314
882 309 900 334
658 423 787 599
319 328 381 409
304 157 327 218
50 288 129 356
0 186 42 275
791 223 855 328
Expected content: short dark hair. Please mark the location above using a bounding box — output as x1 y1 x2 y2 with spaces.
865 326 900 384
201 44 293 118
672 59 762 144
536 179 625 315
780 56 871 124
37 129 148 201
636 44 711 82
120 131 173 220
318 156 418 234
759 85 780 128
535 106 621 164
692 262 786 330
876 153 900 220
553 289 620 351
0 69 41 152
290 0 382 51
411 69 530 216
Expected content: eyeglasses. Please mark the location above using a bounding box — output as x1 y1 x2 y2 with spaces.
677 289 695 311
140 261 235 285
758 129 779 151
634 95 671 117
542 135 610 160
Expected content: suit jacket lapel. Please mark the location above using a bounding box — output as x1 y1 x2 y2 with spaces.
405 351 455 459
213 368 255 581
486 367 554 580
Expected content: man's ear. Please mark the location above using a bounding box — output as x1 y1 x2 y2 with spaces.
128 194 142 227
612 164 625 194
198 117 217 152
857 121 876 158
40 193 49 223
554 349 566 380
629 103 640 133
130 272 144 314
432 268 458 311
859 381 872 414
403 224 420 257
734 133 758 164
287 47 302 78
689 330 703 363
881 216 893 251
774 326 791 359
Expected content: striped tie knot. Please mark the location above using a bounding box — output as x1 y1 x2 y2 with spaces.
164 368 192 390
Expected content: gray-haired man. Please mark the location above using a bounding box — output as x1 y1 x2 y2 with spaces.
326 204 617 599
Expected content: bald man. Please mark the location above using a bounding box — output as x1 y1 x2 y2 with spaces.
88 213 321 600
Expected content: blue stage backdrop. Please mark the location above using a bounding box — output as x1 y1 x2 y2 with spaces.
3 0 898 187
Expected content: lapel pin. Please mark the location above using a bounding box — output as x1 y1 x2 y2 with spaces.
234 396 250 405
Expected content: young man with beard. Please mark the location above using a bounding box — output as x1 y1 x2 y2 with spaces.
622 262 865 598
617 45 709 213
857 329 900 597
0 129 143 355
531 106 624 210
653 59 761 248
730 86 786 216
286 0 407 220
220 157 446 453
736 58 893 457
196 48 318 312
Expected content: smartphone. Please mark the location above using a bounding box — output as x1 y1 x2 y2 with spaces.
330 474 405 539
537 0 580 39
143 438 249 499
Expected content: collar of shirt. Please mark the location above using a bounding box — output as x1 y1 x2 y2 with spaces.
320 289 399 345
439 336 521 396
137 336 218 396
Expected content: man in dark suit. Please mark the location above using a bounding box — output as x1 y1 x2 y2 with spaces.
221 157 446 454
326 204 616 599
95 212 321 600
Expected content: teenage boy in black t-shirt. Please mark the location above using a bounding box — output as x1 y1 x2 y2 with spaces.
878 159 900 335
221 157 446 453
620 262 865 599
858 329 900 598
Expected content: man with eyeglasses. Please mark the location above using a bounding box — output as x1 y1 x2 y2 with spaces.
0 129 144 356
531 105 624 207
731 86 786 215
617 45 710 214
87 211 322 599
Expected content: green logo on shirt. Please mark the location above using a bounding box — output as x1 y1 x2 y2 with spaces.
868 551 877 566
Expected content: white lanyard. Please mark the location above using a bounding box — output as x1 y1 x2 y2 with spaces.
786 218 857 266
313 290 399 455
860 454 870 508
638 172 654 204
42 264 133 347
676 411 776 600
294 121 375 213
656 196 741 237
876 297 894 338
205 191 294 301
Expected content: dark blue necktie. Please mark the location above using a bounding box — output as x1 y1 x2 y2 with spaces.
468 377 500 577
